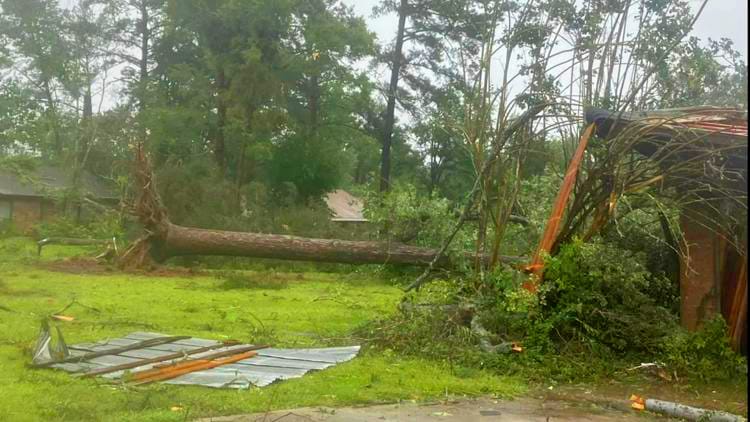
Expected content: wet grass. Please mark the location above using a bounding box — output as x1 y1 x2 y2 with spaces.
214 270 293 290
0 237 526 421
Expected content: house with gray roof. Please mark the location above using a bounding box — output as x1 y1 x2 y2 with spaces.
0 165 118 233
323 189 368 223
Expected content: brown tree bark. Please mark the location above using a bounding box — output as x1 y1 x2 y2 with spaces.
379 0 408 192
120 144 524 269
138 0 149 115
43 79 63 156
214 65 228 174
146 222 522 266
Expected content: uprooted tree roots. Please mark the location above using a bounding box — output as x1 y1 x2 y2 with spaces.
118 144 169 269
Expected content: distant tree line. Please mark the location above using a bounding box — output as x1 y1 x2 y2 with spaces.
0 0 745 222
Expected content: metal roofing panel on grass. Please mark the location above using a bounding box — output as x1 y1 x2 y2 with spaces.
232 355 334 370
45 332 360 389
258 346 361 363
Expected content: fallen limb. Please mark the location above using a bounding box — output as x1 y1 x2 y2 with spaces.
470 313 518 354
125 345 267 385
33 335 190 368
144 221 524 267
646 399 746 422
631 395 747 422
37 237 111 256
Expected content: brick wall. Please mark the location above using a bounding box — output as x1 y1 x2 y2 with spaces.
679 207 721 331
40 198 61 221
11 197 42 234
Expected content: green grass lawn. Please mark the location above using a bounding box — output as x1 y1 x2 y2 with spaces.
0 237 526 422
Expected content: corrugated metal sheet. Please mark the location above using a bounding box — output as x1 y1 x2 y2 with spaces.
47 332 360 389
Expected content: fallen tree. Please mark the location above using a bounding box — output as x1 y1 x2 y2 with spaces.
146 223 523 266
119 145 523 269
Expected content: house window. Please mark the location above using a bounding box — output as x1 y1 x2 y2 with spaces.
0 199 10 220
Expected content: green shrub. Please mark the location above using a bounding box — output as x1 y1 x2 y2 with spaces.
0 219 18 238
359 285 475 359
539 239 678 354
268 135 346 201
363 183 474 254
359 273 624 383
35 212 123 240
402 278 465 306
600 205 681 313
660 316 747 381
361 236 743 386
475 267 540 344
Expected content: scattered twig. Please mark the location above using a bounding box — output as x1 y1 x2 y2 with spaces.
630 395 746 422
626 362 665 372
53 299 101 316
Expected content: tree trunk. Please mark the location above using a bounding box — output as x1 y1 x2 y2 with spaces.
120 144 525 271
379 0 408 192
43 79 63 157
309 73 319 135
138 0 149 115
83 85 93 120
214 65 228 174
146 222 522 267
80 84 93 165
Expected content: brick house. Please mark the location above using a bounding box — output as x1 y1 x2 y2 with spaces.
586 106 747 352
0 165 118 234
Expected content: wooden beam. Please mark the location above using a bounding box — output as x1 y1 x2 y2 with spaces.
77 342 269 378
34 336 190 368
524 123 596 291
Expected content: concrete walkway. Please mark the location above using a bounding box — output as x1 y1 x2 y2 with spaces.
198 397 655 421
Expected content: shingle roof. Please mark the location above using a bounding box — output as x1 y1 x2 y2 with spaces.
324 189 367 222
0 165 118 199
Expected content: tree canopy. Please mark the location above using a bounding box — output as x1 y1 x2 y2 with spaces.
0 0 745 214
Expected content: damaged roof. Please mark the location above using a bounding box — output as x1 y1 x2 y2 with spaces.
585 106 748 142
0 165 118 199
585 106 748 193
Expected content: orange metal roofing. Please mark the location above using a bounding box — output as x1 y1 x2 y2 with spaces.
586 106 748 140
681 120 747 137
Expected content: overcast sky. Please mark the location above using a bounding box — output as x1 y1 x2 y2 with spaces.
339 0 747 127
342 0 749 60
55 0 748 112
